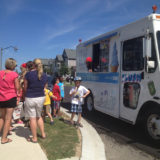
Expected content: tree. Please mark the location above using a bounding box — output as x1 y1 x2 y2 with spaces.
43 65 53 75
59 63 69 76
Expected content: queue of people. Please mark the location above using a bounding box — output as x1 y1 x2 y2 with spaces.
0 57 90 144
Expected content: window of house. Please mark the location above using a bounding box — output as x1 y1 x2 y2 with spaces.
92 40 109 72
123 37 144 71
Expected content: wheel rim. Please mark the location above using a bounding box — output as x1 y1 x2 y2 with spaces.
147 114 160 140
87 96 93 111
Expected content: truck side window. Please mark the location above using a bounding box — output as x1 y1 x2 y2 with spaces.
123 37 144 71
92 43 100 72
147 34 157 73
157 31 160 58
92 40 109 72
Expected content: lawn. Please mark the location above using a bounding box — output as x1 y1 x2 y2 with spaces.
37 116 80 160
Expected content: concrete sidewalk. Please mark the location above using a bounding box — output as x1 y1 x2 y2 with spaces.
0 108 106 160
60 107 106 160
0 124 47 160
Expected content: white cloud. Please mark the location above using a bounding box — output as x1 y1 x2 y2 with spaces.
44 0 100 42
46 25 76 42
104 0 130 12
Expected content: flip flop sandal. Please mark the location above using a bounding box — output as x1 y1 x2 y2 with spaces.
27 138 37 143
40 135 46 139
1 138 12 144
8 131 12 135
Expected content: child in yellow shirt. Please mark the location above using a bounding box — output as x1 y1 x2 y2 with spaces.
43 83 57 125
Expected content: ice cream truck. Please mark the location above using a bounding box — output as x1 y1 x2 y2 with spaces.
76 9 160 142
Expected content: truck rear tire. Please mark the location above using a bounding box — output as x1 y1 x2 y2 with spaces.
143 107 160 143
84 95 94 113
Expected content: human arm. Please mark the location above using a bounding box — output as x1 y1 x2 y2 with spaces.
15 78 20 105
69 87 78 97
49 91 57 100
81 88 90 98
23 78 28 100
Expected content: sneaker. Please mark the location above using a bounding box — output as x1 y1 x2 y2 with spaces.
17 121 23 124
50 121 54 125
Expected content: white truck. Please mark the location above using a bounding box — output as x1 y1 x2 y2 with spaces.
76 12 160 142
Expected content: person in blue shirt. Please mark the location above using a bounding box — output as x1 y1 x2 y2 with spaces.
58 76 64 101
24 59 47 143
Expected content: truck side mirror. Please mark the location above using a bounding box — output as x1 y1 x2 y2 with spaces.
143 37 152 57
147 61 155 69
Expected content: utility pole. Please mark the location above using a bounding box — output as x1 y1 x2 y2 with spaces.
0 46 18 70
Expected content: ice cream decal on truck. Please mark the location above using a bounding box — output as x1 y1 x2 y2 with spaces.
111 42 119 72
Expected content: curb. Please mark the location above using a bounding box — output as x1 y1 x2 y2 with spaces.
60 107 106 160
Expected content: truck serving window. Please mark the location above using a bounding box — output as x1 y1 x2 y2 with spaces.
123 37 144 71
92 40 109 72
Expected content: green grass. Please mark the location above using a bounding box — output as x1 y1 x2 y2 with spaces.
64 81 74 87
37 117 79 160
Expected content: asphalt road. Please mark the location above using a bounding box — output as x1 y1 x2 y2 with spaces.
63 86 160 160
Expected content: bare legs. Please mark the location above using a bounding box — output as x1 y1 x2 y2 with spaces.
37 117 45 138
77 113 82 124
0 108 5 132
70 113 82 127
53 108 56 117
0 108 14 143
29 117 46 142
47 112 53 122
70 113 76 124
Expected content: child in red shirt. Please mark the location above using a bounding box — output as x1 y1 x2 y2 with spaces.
52 77 61 117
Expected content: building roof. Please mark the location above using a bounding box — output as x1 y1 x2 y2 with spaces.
40 58 55 65
56 55 63 61
63 49 76 59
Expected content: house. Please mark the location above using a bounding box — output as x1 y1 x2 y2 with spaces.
40 58 55 75
54 54 64 73
62 49 76 68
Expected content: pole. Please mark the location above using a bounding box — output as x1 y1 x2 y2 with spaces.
0 46 18 70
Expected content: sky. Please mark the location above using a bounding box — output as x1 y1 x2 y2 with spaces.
0 0 159 69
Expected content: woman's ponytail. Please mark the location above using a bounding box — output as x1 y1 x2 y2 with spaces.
33 58 43 80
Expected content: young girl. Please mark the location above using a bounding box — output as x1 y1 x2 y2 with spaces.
43 83 57 125
13 81 24 124
52 77 61 118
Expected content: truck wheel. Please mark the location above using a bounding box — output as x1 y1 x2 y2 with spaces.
143 108 160 143
85 95 94 112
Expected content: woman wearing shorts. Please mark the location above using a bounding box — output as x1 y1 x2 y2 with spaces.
24 58 47 143
0 58 20 144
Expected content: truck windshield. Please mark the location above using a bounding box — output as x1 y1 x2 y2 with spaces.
157 31 160 58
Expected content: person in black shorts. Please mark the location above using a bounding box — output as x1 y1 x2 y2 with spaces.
0 58 20 144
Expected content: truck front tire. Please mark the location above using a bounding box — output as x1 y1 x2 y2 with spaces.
143 107 160 143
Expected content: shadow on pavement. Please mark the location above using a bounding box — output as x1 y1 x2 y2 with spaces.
61 101 160 158
14 126 31 139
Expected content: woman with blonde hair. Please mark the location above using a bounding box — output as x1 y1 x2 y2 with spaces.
24 58 47 143
0 58 20 144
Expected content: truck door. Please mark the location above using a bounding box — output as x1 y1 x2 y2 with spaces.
120 36 144 122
